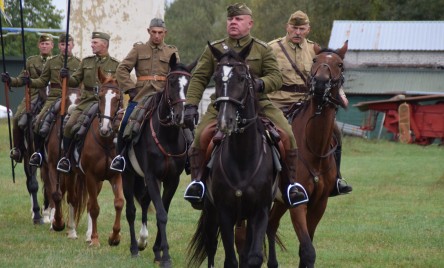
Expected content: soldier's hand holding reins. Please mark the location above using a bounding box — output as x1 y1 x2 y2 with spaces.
184 104 199 130
1 72 11 84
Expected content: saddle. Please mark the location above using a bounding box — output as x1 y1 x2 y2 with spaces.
18 96 45 130
37 98 63 137
122 93 158 143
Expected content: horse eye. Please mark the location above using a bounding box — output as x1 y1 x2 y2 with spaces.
338 63 343 68
313 58 317 63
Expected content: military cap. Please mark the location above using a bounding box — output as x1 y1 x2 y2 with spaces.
227 3 252 17
149 18 166 28
39 33 53 43
92 31 110 41
58 33 73 43
288 10 310 26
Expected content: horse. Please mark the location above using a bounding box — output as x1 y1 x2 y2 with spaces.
64 70 124 246
122 54 195 265
40 87 81 231
187 41 275 268
266 41 349 268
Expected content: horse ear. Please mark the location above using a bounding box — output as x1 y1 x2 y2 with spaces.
187 58 198 72
208 41 223 61
239 39 254 61
97 67 106 84
314 43 322 55
336 40 348 59
169 53 178 69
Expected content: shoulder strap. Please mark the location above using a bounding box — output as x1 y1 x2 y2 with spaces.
277 40 307 84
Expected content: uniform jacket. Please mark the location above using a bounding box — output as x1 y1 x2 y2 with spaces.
31 54 81 89
186 34 282 106
11 54 52 98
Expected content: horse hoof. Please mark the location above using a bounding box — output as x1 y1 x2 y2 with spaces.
108 237 121 246
88 240 100 247
159 259 172 268
137 240 147 251
52 223 65 232
33 217 44 225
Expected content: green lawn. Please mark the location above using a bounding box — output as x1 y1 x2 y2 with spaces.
0 119 443 267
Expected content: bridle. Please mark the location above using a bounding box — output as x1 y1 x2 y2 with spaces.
158 70 191 126
213 61 257 133
97 83 122 137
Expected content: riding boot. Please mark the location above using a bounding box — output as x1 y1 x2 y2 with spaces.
56 137 73 173
29 134 44 167
10 122 24 163
330 145 353 196
184 147 207 208
110 145 127 172
283 149 308 208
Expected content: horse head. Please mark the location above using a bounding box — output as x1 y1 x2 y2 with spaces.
309 40 348 112
97 68 122 137
66 87 81 114
160 53 195 126
209 40 256 135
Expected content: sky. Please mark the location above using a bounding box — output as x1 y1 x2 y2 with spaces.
52 0 67 29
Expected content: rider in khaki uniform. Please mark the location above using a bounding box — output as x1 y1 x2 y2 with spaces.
183 3 307 208
110 18 180 172
268 10 352 195
1 33 54 163
57 32 120 173
27 34 81 166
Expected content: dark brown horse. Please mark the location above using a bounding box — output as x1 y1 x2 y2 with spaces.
187 41 275 268
122 54 195 266
65 71 124 246
267 41 349 268
40 87 81 231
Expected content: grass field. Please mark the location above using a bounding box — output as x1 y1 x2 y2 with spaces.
0 118 443 267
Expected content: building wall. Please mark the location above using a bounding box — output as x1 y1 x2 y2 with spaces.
345 51 444 67
70 0 165 61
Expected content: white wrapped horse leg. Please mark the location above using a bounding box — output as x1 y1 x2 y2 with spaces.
42 207 51 224
85 212 92 243
66 204 78 239
137 223 148 250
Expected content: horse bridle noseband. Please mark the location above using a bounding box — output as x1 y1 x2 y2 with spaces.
213 61 257 133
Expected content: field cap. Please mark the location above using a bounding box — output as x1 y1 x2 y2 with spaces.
150 18 166 28
58 33 73 43
39 33 53 42
227 3 252 17
92 31 110 41
288 10 310 26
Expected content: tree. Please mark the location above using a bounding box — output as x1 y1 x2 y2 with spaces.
1 0 63 57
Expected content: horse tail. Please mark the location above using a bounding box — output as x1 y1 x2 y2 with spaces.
186 208 219 268
72 173 88 226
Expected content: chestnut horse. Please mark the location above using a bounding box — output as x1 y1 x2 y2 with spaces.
266 41 349 268
65 70 124 246
122 54 195 266
40 87 81 231
187 41 275 268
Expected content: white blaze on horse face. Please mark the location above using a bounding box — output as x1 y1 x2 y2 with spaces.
178 76 188 99
219 65 233 129
67 92 77 111
102 89 116 132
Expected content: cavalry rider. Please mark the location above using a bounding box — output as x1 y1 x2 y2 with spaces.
26 33 80 167
1 33 54 163
267 10 352 195
57 32 120 173
183 3 307 208
110 18 180 172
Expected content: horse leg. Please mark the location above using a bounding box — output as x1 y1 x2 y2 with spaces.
123 172 139 257
50 166 65 232
24 163 43 224
267 202 288 268
204 203 219 268
65 173 79 239
86 177 102 247
40 167 51 224
137 197 149 251
218 209 238 268
107 174 124 246
289 206 316 268
246 207 269 268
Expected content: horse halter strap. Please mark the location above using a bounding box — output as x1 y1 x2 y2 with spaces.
213 61 257 132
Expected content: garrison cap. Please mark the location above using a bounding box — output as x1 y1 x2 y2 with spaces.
227 3 252 17
92 31 110 41
39 33 53 42
149 18 166 28
288 10 310 26
58 33 73 43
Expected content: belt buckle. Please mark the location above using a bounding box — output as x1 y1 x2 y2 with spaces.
153 75 158 81
93 86 99 94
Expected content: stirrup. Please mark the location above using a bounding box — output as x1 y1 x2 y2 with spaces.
56 157 71 173
110 155 126 172
184 181 205 201
29 152 42 167
287 183 309 208
336 178 352 195
10 148 22 162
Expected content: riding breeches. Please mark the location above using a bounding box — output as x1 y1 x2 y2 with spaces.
63 90 98 138
192 99 297 150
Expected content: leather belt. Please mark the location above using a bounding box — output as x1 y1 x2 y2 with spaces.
280 84 308 93
137 75 166 81
84 86 99 92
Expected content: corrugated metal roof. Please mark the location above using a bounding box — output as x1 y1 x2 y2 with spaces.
344 68 444 95
329 21 444 51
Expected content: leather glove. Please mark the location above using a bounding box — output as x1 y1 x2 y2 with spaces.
60 68 69 79
21 75 30 86
254 78 264 92
127 88 137 101
1 72 11 84
184 104 199 130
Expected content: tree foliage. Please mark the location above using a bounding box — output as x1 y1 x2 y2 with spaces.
166 0 444 63
1 0 63 57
